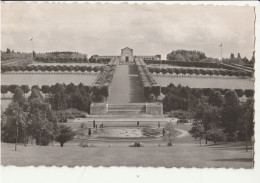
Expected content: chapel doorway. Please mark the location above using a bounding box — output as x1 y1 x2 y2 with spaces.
125 56 129 62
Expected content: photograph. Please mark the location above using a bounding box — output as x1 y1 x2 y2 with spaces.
1 1 255 169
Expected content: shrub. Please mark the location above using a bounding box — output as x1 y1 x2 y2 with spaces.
244 89 254 98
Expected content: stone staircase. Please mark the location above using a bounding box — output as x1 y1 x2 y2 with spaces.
107 103 146 115
89 103 164 118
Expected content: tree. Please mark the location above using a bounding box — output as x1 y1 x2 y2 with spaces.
244 89 254 98
1 85 9 97
194 103 222 144
208 91 223 107
21 85 30 96
237 53 241 59
250 51 255 63
9 85 19 93
6 48 11 53
205 126 226 144
32 85 40 91
13 87 25 107
1 102 22 143
189 120 205 146
241 99 254 151
28 88 58 145
41 85 50 98
164 122 177 146
230 53 235 59
1 102 27 150
28 88 44 101
234 89 244 98
221 90 241 139
56 125 75 147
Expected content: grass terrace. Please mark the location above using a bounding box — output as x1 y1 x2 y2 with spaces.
154 75 254 90
1 73 99 86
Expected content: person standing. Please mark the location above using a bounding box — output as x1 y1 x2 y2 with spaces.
93 120 95 128
88 128 91 137
163 128 165 136
158 122 160 128
137 121 139 126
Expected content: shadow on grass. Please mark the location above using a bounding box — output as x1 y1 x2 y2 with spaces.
207 142 253 151
210 146 253 151
213 158 253 162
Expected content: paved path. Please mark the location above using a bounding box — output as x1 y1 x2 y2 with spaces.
107 63 145 104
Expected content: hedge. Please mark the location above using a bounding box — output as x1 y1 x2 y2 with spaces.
148 67 249 77
1 65 105 73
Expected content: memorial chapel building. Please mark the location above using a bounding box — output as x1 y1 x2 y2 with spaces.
92 47 161 62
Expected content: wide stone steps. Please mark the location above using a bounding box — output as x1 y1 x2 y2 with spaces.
107 104 146 115
107 109 145 115
88 114 164 118
108 104 145 110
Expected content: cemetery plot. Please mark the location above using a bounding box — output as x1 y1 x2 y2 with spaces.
30 63 104 66
147 64 230 71
1 73 99 86
153 75 254 90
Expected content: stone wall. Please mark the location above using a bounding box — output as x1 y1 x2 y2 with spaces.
146 103 163 115
90 103 108 115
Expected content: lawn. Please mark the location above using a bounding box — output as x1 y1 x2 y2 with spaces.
153 75 254 90
1 141 253 168
1 72 98 86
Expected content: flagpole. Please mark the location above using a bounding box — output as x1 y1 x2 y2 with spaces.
30 37 34 58
220 43 223 63
221 44 222 62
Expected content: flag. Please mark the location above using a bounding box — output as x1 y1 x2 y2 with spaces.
30 37 33 41
219 43 222 47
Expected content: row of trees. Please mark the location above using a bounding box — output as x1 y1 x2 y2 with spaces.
148 67 252 77
137 65 160 101
89 57 111 64
162 84 254 112
35 57 88 63
1 83 110 112
1 65 104 73
1 49 32 61
143 60 250 71
95 65 116 85
1 87 75 147
163 84 200 111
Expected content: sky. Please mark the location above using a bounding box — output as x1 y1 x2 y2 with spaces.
1 2 255 59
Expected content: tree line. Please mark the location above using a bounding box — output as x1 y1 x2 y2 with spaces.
222 52 255 67
35 57 88 63
162 84 254 112
166 50 207 61
89 57 111 64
